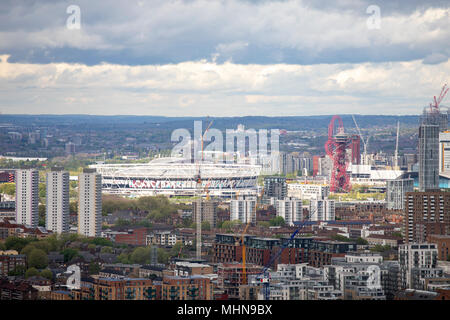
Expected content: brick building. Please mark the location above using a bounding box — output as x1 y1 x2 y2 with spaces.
104 227 149 246
94 277 159 300
428 234 450 261
54 277 161 300
309 241 357 268
162 275 212 300
0 279 38 300
0 254 26 276
217 263 262 299
213 234 357 268
404 191 450 243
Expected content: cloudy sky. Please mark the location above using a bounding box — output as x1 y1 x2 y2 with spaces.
0 0 449 116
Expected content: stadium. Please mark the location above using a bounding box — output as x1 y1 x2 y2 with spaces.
90 157 261 197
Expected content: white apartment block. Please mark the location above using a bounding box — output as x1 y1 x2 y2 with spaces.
287 184 329 200
46 168 70 233
324 253 386 300
15 169 39 227
146 231 177 246
345 253 383 264
439 131 450 173
276 197 303 226
78 168 102 237
253 264 342 300
399 243 441 290
309 198 335 221
230 196 256 224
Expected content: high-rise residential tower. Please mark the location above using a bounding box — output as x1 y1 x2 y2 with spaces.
404 191 450 244
309 198 335 221
15 169 39 227
386 177 414 210
419 108 448 191
78 168 102 237
439 131 450 174
46 167 70 234
419 124 440 191
263 176 287 202
276 197 303 226
193 200 218 228
230 196 256 224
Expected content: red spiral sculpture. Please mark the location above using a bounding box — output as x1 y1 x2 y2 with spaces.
324 115 351 193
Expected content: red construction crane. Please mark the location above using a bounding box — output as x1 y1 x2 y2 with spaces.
429 84 449 113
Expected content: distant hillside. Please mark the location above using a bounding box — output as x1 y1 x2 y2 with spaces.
0 114 421 131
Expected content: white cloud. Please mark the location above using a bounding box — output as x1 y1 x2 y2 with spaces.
0 54 449 116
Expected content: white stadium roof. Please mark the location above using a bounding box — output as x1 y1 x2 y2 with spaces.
90 157 261 179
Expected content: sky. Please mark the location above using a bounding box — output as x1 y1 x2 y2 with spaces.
0 0 449 116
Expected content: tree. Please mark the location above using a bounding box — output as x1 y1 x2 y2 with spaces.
220 221 232 231
115 218 131 227
269 216 285 227
101 246 113 254
33 240 51 253
0 183 15 196
88 237 113 247
69 201 78 214
38 205 46 227
157 248 170 264
8 265 26 276
117 252 130 264
370 244 391 253
45 235 61 252
5 236 35 252
39 183 46 201
137 220 153 228
257 221 270 228
201 221 210 231
88 262 101 275
130 247 150 264
61 248 79 263
28 249 49 269
332 234 351 242
21 243 37 257
170 242 184 257
391 232 403 238
356 237 369 245
40 269 53 280
25 267 40 278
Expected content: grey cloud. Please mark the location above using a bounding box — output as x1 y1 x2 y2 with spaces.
0 0 449 65
423 52 449 65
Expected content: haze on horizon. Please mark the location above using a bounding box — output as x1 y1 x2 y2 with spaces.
0 0 449 117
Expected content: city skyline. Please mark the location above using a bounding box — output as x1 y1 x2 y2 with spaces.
1 0 450 306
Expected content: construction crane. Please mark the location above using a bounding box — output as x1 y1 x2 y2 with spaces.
254 207 317 300
352 115 370 165
429 84 449 113
204 180 212 201
194 120 214 260
394 121 400 170
241 186 264 284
